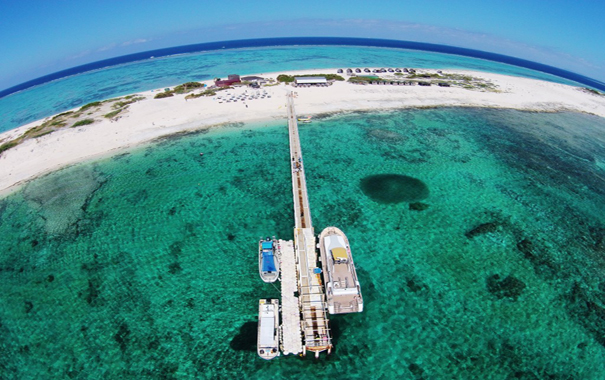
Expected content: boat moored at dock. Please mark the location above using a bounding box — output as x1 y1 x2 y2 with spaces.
319 227 363 314
257 299 280 360
259 237 280 283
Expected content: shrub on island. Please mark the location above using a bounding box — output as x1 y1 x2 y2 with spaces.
154 92 174 99
80 101 102 111
104 109 124 119
173 82 204 94
277 74 345 83
72 119 95 127
0 141 19 155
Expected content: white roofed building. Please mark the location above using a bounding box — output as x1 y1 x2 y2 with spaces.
294 76 327 85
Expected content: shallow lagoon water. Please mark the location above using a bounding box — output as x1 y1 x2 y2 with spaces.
1 108 605 379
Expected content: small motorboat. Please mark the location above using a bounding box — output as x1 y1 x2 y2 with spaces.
259 237 280 283
257 299 280 360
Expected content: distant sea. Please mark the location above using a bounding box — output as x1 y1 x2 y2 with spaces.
1 40 605 379
1 37 603 133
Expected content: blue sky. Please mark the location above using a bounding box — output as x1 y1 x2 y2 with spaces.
1 0 604 90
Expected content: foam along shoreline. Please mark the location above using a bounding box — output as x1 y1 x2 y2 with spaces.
1 67 605 196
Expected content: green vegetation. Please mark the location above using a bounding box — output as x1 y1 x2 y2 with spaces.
154 81 204 99
154 92 174 99
185 86 231 99
72 119 95 127
584 87 604 96
173 82 204 94
54 111 74 118
348 76 382 83
0 141 19 155
80 101 102 111
104 109 124 119
406 73 442 79
277 74 345 83
112 96 145 109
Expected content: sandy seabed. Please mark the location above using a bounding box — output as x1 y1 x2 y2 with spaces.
1 68 604 196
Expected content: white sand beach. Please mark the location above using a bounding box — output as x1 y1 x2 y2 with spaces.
1 68 605 196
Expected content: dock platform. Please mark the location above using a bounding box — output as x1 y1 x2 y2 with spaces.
278 239 303 355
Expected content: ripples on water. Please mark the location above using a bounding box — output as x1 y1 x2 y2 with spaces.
1 109 604 379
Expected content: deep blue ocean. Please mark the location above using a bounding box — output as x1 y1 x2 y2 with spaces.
1 41 605 379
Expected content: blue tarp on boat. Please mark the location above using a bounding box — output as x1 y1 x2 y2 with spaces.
262 241 273 250
262 250 276 272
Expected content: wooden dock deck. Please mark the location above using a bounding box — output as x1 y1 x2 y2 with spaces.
278 239 303 355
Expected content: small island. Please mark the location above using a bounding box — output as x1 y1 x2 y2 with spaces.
0 67 604 195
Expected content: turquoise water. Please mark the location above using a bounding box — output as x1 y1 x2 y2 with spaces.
0 45 584 133
1 108 604 379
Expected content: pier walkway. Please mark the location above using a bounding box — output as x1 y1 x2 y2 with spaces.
286 93 332 356
278 239 303 355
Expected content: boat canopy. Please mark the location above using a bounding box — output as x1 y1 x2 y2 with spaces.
331 247 348 261
262 241 273 250
262 251 276 272
259 307 275 346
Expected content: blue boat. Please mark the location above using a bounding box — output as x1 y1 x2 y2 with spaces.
259 237 280 283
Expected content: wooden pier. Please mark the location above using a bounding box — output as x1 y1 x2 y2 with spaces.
286 93 332 356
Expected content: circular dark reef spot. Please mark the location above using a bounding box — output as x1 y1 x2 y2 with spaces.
360 174 429 204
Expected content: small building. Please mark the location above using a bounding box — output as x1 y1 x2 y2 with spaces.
294 76 328 85
215 74 241 87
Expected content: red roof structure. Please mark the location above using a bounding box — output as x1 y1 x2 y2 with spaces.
215 74 241 87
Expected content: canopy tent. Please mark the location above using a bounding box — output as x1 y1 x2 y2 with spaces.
262 250 276 272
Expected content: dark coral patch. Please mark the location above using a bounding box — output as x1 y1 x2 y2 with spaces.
486 274 526 300
360 174 429 204
168 262 182 274
409 202 430 211
465 222 499 238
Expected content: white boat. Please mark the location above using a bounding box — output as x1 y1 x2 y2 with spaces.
257 299 280 360
318 227 363 314
259 237 280 283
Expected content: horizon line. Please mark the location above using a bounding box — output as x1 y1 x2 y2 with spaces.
2 36 605 98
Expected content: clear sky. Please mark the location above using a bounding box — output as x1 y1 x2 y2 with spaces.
1 0 604 91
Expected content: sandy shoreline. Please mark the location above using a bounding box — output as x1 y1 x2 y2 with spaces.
1 67 605 196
